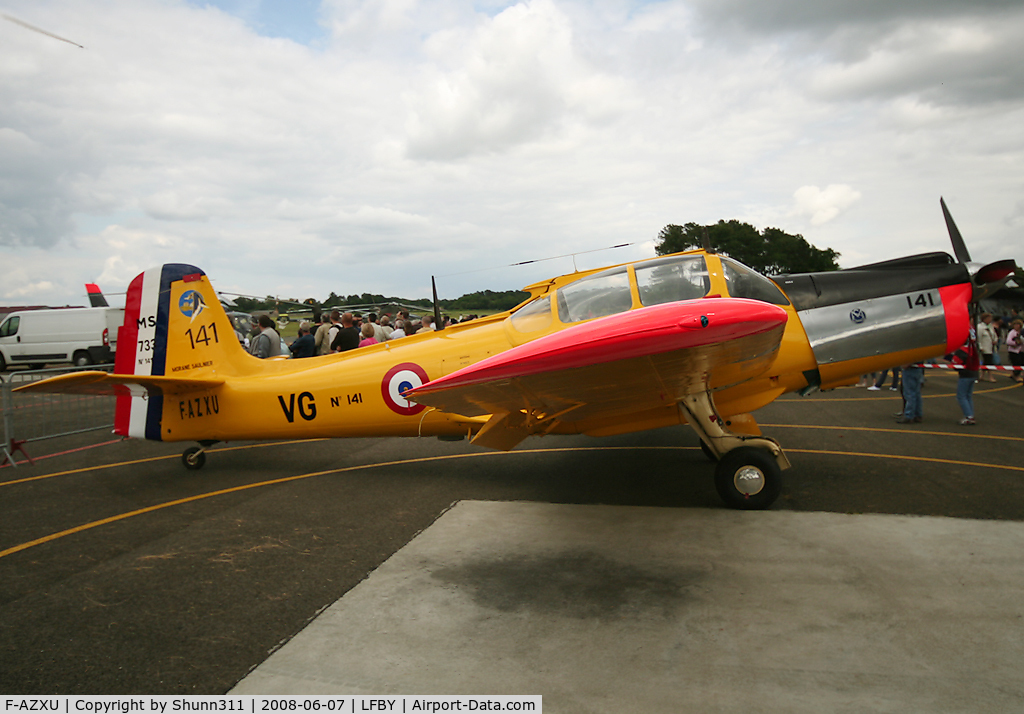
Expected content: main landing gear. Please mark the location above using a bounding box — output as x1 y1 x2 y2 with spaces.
181 441 219 470
680 392 790 510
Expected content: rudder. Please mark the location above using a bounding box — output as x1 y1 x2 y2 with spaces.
114 264 249 438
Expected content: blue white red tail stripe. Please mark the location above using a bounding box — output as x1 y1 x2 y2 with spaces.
113 264 204 439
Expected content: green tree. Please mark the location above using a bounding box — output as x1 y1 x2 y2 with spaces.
234 295 274 312
655 220 840 274
443 289 529 311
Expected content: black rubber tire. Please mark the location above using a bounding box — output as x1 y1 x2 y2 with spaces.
182 446 206 470
73 351 93 367
714 446 782 510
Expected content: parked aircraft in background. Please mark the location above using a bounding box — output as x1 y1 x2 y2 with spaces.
18 199 1016 509
86 283 109 307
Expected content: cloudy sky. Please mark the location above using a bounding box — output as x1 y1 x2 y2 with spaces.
2 0 1023 307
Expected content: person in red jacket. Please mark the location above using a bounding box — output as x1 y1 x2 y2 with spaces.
948 333 980 425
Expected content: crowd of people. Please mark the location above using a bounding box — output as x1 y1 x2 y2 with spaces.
245 309 482 360
856 308 1023 427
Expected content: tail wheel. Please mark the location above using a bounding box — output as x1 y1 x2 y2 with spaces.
182 446 206 470
73 351 93 367
714 446 782 510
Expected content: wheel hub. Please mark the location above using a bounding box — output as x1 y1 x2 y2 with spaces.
733 466 765 496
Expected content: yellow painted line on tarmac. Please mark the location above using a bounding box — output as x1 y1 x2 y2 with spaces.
761 423 1024 443
784 380 1020 401
787 447 1024 473
3 444 1021 561
0 439 328 488
0 448 586 560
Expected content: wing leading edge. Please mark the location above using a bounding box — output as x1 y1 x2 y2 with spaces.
408 298 788 450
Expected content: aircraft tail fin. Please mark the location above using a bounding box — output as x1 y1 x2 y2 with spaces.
85 283 109 307
113 264 252 439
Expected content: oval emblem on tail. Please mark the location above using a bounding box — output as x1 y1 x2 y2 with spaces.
178 290 207 320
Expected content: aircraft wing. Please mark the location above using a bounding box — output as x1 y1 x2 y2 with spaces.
13 371 225 397
407 298 788 450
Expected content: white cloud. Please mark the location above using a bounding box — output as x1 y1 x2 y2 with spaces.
1 0 1023 305
1 274 56 301
141 191 232 221
807 18 1024 106
792 185 862 226
405 0 612 159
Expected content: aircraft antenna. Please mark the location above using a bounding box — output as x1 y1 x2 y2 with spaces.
439 242 638 278
701 228 715 254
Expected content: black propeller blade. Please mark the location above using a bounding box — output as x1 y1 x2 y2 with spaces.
940 197 972 265
940 197 1018 302
432 276 444 332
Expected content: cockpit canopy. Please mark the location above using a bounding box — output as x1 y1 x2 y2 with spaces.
509 253 789 334
556 255 714 324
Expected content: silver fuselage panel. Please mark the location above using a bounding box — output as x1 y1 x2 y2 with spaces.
796 289 946 364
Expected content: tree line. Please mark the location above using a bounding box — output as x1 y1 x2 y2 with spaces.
232 288 530 314
234 219 840 313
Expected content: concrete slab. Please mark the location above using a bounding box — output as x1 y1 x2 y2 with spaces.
231 501 1024 712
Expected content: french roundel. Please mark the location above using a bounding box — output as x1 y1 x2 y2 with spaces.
381 363 429 416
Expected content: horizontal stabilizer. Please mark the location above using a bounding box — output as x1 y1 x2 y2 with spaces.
14 370 224 397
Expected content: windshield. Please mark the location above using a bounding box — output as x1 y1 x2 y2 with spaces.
721 258 790 305
510 295 553 333
635 255 709 306
556 267 632 323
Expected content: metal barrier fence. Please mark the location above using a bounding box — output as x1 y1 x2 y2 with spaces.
912 363 1023 372
1 365 116 467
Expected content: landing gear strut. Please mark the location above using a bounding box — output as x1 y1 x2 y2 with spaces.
181 441 218 470
680 391 790 510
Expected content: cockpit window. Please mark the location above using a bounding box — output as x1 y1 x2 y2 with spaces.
635 255 710 306
556 267 632 324
510 295 553 333
721 258 790 305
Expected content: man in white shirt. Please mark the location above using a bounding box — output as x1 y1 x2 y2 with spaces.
977 313 998 382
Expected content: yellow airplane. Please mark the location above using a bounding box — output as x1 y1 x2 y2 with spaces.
17 199 1016 509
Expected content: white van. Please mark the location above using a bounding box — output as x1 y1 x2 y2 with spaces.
0 307 124 371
